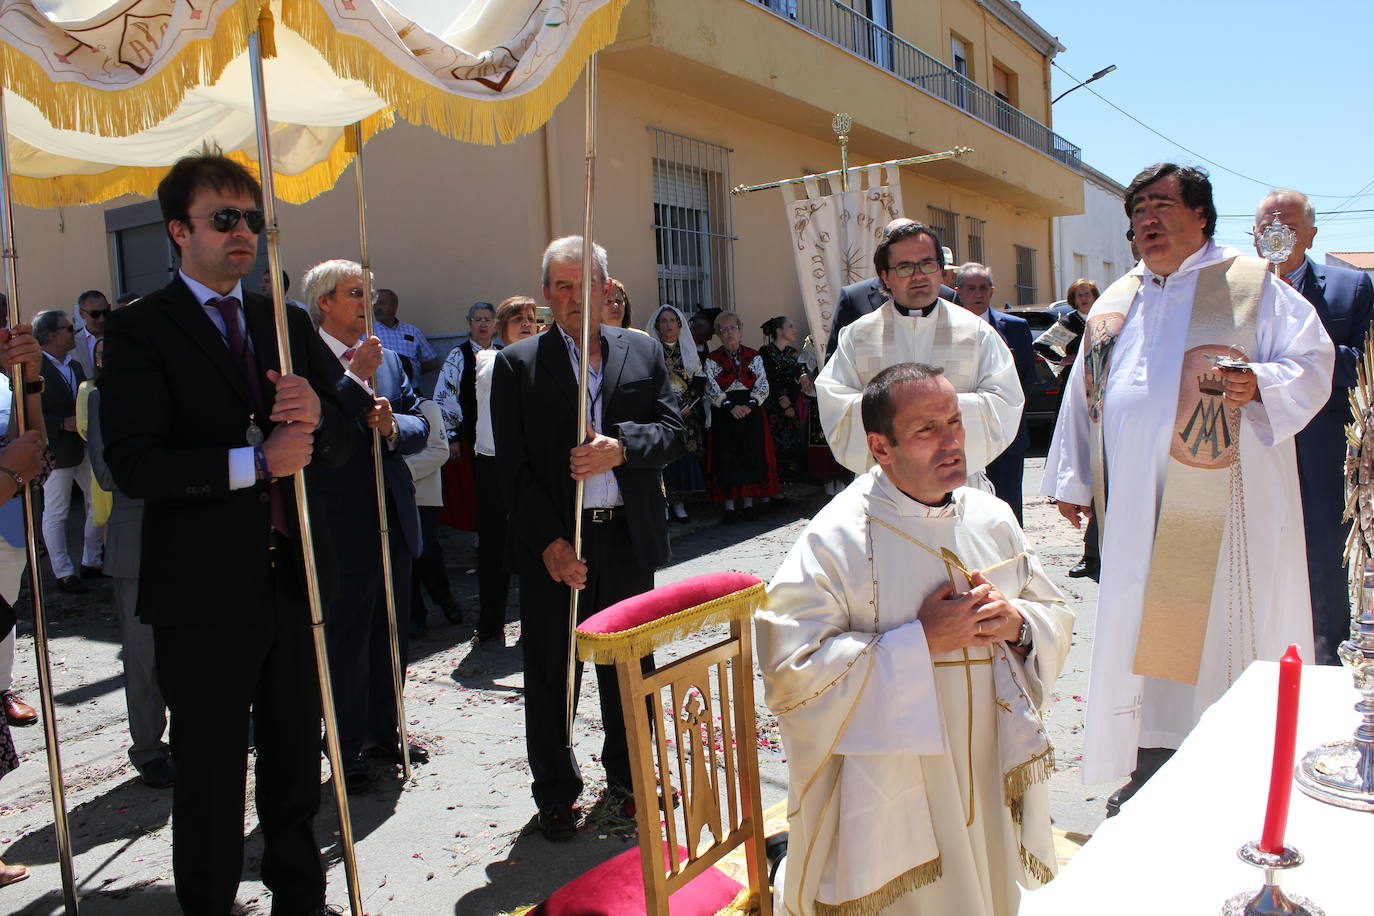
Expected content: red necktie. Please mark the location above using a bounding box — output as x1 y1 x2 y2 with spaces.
209 296 291 536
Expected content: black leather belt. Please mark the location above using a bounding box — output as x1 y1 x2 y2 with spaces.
583 507 624 523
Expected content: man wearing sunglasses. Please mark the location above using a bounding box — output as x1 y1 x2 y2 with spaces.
99 151 373 916
72 290 110 380
816 220 1024 489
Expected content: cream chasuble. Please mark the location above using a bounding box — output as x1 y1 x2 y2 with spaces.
816 301 1023 479
758 470 1073 916
1044 240 1334 784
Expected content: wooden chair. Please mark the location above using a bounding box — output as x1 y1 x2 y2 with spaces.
527 571 773 916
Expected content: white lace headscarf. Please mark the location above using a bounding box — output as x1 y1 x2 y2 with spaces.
645 304 703 380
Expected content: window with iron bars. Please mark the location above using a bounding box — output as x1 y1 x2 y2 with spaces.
927 206 959 264
1014 245 1037 305
966 217 985 266
650 128 737 315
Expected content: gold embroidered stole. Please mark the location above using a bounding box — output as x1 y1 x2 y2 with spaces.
1132 256 1265 684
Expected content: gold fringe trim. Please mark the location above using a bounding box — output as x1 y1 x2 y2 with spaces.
714 886 761 916
10 109 394 208
0 0 262 138
494 907 536 916
576 582 766 664
1019 845 1055 886
1002 745 1055 808
282 0 630 145
813 857 942 916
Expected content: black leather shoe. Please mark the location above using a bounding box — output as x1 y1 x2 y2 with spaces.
1068 559 1100 579
410 620 427 640
440 599 464 625
342 756 375 794
80 564 108 579
537 804 577 841
138 756 176 789
56 575 87 595
366 742 430 766
740 506 758 522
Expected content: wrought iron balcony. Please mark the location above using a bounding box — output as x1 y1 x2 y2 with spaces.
751 0 1082 171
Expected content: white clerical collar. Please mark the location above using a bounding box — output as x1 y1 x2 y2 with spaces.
179 270 244 307
1136 238 1230 284
889 298 939 319
874 468 959 517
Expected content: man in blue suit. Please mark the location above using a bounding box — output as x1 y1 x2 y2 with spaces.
1256 190 1374 664
303 259 430 790
955 262 1033 523
824 218 957 357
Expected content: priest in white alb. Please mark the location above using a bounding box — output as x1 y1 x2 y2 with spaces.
1044 163 1335 815
758 363 1073 916
815 221 1023 484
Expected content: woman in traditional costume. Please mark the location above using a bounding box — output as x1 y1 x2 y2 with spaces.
758 316 812 483
645 304 706 522
705 311 779 522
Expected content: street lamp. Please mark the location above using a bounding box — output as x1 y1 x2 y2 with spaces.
1052 64 1117 104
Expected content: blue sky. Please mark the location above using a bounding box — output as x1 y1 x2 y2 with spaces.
1037 0 1372 262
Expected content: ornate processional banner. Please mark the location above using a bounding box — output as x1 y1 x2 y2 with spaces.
781 163 901 362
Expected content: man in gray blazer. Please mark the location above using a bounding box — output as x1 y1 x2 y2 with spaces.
88 382 173 788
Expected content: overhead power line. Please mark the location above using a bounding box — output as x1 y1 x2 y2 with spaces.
1052 62 1373 201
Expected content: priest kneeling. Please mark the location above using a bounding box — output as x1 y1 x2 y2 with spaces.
757 362 1073 916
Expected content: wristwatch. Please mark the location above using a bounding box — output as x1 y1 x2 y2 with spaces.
1014 618 1033 648
22 377 43 395
617 436 629 465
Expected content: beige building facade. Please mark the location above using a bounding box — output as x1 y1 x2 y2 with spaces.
12 0 1083 352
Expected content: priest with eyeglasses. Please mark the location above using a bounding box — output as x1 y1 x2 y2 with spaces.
816 221 1023 487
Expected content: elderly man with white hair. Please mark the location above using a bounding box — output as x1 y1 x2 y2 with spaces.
491 235 685 840
303 258 430 794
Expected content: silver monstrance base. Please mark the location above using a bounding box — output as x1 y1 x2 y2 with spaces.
1220 843 1323 916
1293 608 1374 811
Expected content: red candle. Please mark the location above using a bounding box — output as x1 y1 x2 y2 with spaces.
1259 644 1303 854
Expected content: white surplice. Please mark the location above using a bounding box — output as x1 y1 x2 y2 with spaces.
758 469 1073 916
1043 240 1334 784
815 300 1023 480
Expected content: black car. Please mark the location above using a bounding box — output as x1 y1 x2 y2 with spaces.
1005 306 1069 429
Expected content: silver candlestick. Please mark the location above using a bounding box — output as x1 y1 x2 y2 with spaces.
1220 843 1323 916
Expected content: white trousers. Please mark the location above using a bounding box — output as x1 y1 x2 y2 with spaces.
0 539 26 691
41 458 102 579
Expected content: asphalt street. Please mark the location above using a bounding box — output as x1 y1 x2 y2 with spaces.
0 453 1114 914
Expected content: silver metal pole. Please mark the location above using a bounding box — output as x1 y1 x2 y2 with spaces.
247 35 363 916
566 54 597 746
352 121 411 780
729 146 973 196
0 86 79 916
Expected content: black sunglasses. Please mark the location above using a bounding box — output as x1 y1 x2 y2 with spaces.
186 207 265 234
82 308 110 319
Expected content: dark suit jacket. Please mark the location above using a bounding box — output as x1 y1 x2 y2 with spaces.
40 354 86 469
491 325 686 577
1294 258 1374 418
825 276 959 356
308 346 428 566
99 277 373 626
986 308 1033 456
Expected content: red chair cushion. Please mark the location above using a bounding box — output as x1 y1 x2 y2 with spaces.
577 571 762 636
533 844 743 916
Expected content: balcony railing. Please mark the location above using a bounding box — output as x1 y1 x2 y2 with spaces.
751 0 1082 171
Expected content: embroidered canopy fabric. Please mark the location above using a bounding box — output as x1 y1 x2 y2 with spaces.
0 0 626 205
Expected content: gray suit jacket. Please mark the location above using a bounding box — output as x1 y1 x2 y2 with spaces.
73 328 98 380
86 387 142 579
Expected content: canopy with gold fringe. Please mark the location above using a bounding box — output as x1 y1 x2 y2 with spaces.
3 20 392 206
0 0 628 144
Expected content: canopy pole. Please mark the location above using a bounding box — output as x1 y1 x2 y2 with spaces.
566 53 598 746
351 121 411 780
247 35 364 916
0 86 79 916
